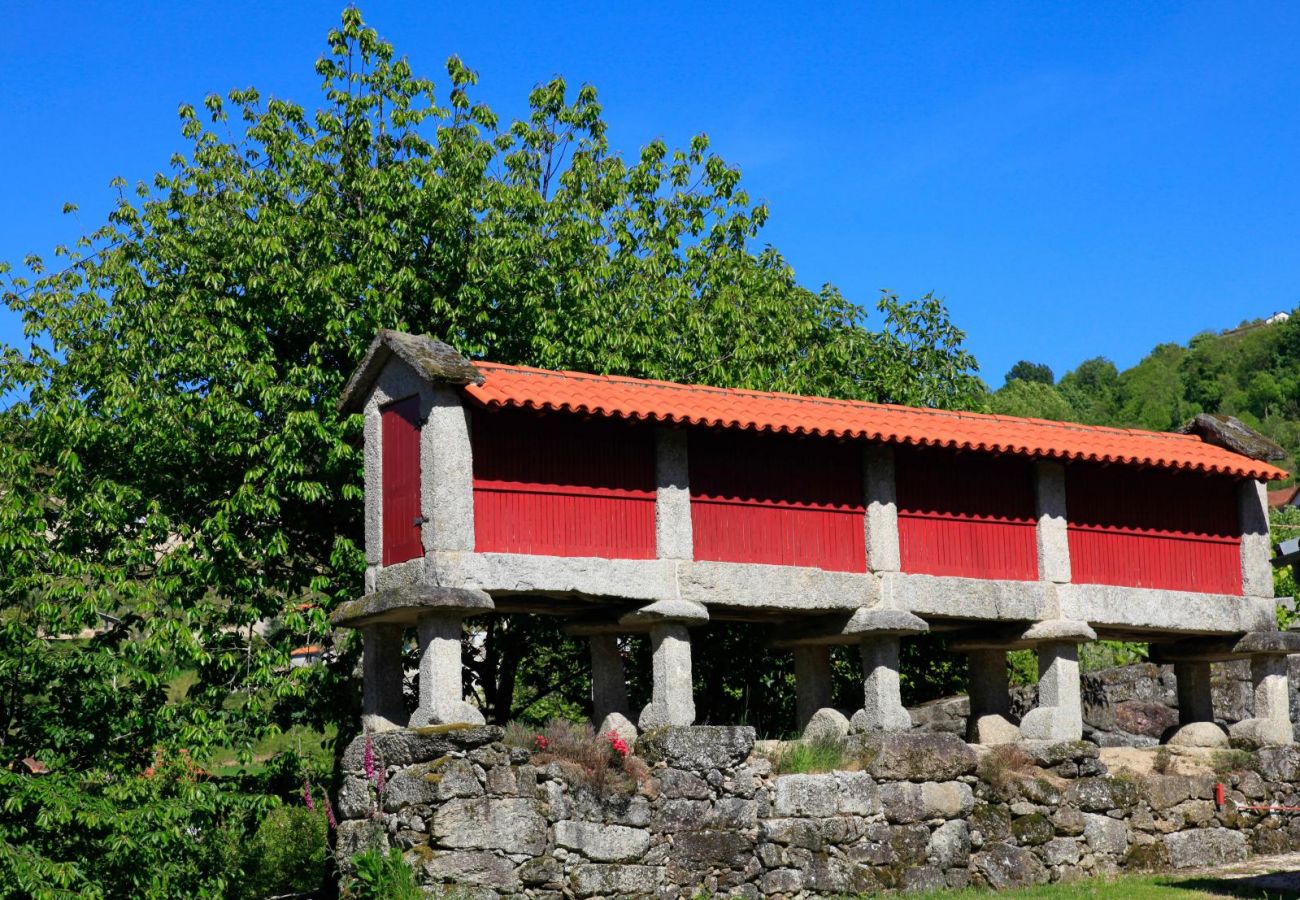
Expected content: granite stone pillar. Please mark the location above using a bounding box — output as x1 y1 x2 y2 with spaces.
362 624 408 733
411 612 484 727
620 598 709 730
793 645 833 731
1174 660 1214 725
1018 619 1094 742
851 636 912 733
589 634 631 725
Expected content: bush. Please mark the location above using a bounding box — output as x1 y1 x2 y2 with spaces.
504 719 647 796
239 804 328 900
345 848 422 900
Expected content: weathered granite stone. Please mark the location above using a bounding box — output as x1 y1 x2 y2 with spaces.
1115 701 1179 738
1050 805 1086 836
657 768 710 800
928 820 971 869
881 782 925 824
969 802 1013 843
759 817 823 850
597 712 638 748
1166 721 1229 748
1020 740 1099 766
555 820 650 862
1084 814 1129 856
516 855 561 886
1164 828 1248 868
421 850 521 891
650 799 709 831
637 726 755 770
971 842 1049 888
1140 775 1191 811
1041 837 1081 866
803 707 851 742
711 798 758 829
772 774 839 817
673 830 754 867
568 864 663 897
431 798 547 855
922 781 975 819
972 714 1023 745
1066 777 1138 813
836 770 881 815
759 868 803 895
1257 746 1300 782
338 775 374 819
1011 813 1053 846
341 726 502 770
861 732 978 781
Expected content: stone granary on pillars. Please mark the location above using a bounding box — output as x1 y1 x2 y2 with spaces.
332 329 1299 747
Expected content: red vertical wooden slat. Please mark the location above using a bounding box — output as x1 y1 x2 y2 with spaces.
1066 463 1242 594
471 407 656 558
895 446 1039 581
689 429 867 572
382 395 424 566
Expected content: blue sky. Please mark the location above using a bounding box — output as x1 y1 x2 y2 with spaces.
3 1 1298 388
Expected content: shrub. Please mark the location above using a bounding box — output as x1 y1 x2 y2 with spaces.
1153 746 1173 774
345 848 422 900
977 743 1036 791
1212 749 1257 775
239 804 328 899
506 719 647 796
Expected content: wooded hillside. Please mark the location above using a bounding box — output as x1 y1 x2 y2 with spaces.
990 313 1300 482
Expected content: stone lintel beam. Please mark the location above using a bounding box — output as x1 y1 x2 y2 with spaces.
1152 630 1300 664
563 611 637 637
332 585 493 628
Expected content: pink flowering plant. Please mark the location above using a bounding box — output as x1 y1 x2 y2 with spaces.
504 719 648 796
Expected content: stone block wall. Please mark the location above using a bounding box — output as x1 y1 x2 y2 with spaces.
337 725 1300 898
909 659 1300 747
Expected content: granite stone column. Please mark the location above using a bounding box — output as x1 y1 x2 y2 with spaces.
794 645 833 731
411 611 485 727
1018 619 1095 742
589 634 631 725
621 598 709 730
1174 660 1214 725
362 624 408 732
844 608 929 734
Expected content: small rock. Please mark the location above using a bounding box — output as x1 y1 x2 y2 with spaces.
1041 837 1081 866
971 842 1049 888
1083 813 1129 856
802 707 851 742
928 820 971 869
1166 722 1229 749
862 732 978 781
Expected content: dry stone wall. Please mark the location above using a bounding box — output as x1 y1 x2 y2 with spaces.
909 659 1300 747
337 724 1300 898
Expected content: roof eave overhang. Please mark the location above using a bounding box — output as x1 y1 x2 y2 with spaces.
338 330 484 414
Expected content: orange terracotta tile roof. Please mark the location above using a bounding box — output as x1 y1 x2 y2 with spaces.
464 363 1287 481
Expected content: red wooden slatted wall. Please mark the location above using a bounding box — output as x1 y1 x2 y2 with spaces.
689 429 866 572
1066 464 1242 595
382 395 425 566
471 407 656 558
895 446 1039 580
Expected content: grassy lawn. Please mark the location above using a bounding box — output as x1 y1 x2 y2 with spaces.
910 871 1300 899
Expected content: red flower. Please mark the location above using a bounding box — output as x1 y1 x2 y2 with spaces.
533 734 550 751
604 731 630 758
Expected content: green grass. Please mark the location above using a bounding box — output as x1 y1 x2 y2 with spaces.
764 735 850 774
906 871 1300 899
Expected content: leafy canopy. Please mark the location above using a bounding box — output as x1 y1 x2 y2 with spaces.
0 9 982 895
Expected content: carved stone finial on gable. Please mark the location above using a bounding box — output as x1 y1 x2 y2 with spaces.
1176 413 1286 463
338 329 483 413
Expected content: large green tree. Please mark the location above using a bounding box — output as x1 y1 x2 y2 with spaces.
0 10 982 895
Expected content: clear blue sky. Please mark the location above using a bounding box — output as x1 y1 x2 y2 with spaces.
3 1 1298 387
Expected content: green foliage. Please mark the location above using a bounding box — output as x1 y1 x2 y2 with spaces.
237 803 328 900
987 379 1076 421
1005 360 1054 385
345 848 422 900
764 735 848 774
0 10 984 888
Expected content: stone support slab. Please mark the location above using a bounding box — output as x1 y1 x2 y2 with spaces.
362 624 408 732
1239 479 1272 598
1035 461 1071 585
411 612 484 727
864 445 900 573
655 429 693 560
1174 660 1214 725
850 636 912 733
589 634 631 725
639 623 696 729
793 645 833 730
1020 641 1083 741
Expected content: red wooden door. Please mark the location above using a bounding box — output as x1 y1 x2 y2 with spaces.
382 396 424 565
